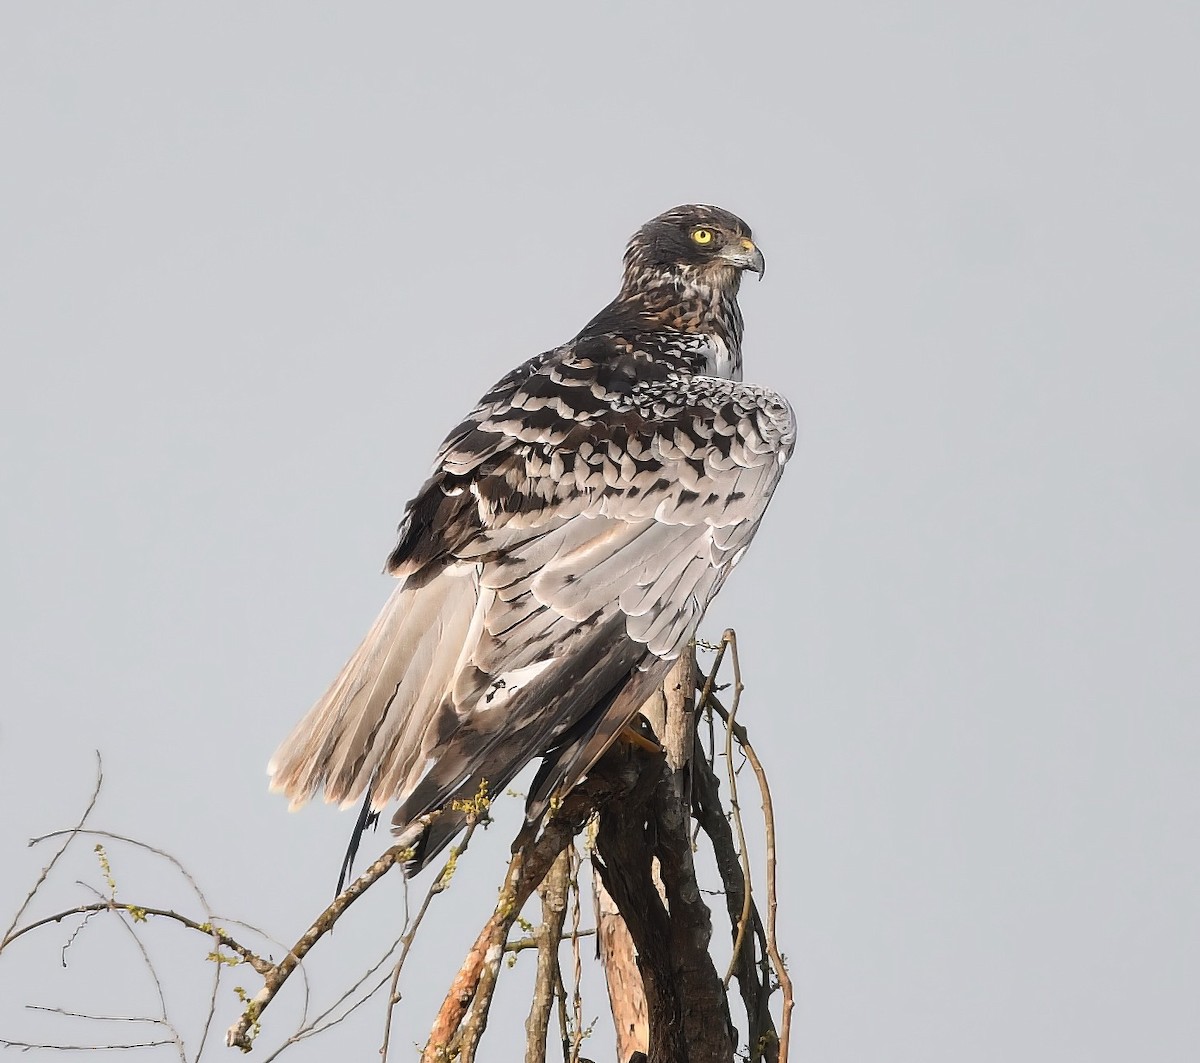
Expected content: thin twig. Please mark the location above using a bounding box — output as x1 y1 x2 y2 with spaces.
693 637 730 846
695 635 730 717
2 752 104 953
3 903 272 975
266 949 390 1058
226 840 416 1052
0 1038 177 1051
553 936 570 1062
69 880 187 1062
568 846 583 1063
11 820 236 1063
379 819 480 1063
106 896 186 1062
256 927 404 1063
195 916 288 1063
505 928 594 955
194 944 222 1063
25 1006 170 1024
691 730 778 1061
27 828 216 921
707 685 795 1062
718 631 754 990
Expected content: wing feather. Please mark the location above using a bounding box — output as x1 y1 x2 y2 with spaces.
269 338 797 872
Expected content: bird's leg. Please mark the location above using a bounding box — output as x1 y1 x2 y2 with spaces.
617 720 663 754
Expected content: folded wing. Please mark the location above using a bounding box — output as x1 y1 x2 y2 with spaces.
268 349 795 870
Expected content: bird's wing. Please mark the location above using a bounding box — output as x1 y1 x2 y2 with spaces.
268 347 795 866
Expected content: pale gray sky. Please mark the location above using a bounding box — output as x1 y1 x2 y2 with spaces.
2 3 1198 1060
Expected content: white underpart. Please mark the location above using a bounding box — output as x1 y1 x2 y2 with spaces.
686 333 740 381
710 334 738 380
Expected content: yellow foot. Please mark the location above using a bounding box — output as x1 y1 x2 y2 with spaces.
617 724 663 754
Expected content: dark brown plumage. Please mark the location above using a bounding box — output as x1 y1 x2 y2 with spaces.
269 205 795 877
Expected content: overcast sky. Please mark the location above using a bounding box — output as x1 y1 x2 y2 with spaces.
2 3 1198 1061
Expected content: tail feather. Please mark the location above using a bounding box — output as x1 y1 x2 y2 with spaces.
267 570 477 812
269 515 706 878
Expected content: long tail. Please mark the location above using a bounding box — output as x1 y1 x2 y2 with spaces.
268 571 478 815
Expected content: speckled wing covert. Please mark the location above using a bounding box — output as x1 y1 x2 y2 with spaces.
268 204 796 872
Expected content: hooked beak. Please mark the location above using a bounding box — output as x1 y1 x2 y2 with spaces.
719 237 766 278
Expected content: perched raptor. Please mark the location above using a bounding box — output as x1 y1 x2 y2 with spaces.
269 204 796 876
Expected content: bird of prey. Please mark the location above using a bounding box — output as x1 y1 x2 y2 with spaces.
269 204 796 876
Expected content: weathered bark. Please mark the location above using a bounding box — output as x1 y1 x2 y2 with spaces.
525 849 571 1063
593 656 736 1063
594 870 649 1060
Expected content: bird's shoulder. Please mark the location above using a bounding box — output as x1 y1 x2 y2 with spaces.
444 329 794 465
386 331 794 579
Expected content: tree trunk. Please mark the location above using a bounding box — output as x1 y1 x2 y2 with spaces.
593 656 736 1063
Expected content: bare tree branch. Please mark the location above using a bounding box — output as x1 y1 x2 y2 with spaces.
27 829 217 921
4 903 271 974
4 628 793 1062
567 846 585 1063
225 840 416 1051
706 683 794 1062
691 731 778 1062
524 848 570 1063
25 1007 169 1024
422 745 651 1062
75 880 188 1063
593 654 736 1063
0 1037 178 1051
2 752 104 953
716 632 755 993
378 819 482 1063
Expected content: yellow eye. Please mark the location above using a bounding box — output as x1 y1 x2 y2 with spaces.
691 227 714 245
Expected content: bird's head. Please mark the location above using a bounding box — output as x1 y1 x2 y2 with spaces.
622 204 765 293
